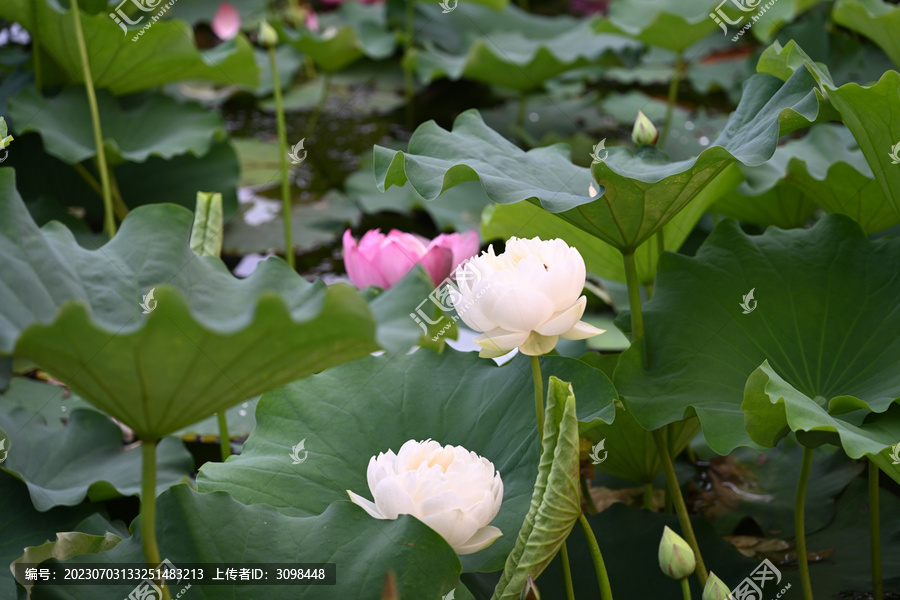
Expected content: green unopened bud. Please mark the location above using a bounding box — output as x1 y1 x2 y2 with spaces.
658 526 696 580
632 110 658 146
519 575 540 600
702 572 731 600
258 20 278 47
0 117 13 149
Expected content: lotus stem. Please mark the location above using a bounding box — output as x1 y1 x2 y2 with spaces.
515 93 539 146
652 429 708 587
559 542 576 600
795 447 814 600
268 44 295 270
622 252 645 363
680 577 691 600
643 483 654 510
530 355 544 434
71 0 115 239
304 72 331 140
578 513 613 600
869 459 883 600
582 476 597 515
141 440 172 600
217 412 232 460
30 0 42 93
403 0 415 131
659 54 684 148
625 250 705 585
72 162 129 220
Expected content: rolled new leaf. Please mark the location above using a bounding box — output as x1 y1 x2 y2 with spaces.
490 377 581 600
190 192 224 258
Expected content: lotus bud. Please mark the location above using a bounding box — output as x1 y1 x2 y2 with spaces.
519 575 540 600
258 20 278 47
632 111 658 146
211 2 240 40
658 526 696 579
0 117 13 149
702 572 731 600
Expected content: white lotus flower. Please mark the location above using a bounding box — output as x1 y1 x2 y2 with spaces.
451 237 605 358
347 439 503 555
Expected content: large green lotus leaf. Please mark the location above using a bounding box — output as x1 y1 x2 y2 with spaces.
833 0 900 67
582 406 700 485
803 478 900 595
716 124 897 233
743 362 900 484
481 163 742 284
713 185 817 229
0 0 258 95
0 169 379 441
279 2 395 73
758 41 900 218
114 141 239 217
490 378 579 600
0 472 102 596
747 0 825 43
364 267 444 356
13 530 122 597
28 485 473 600
375 67 830 252
197 349 616 573
163 0 268 27
0 377 96 426
8 87 225 166
3 131 238 220
348 164 491 234
594 0 718 52
709 438 864 538
614 214 900 456
410 4 639 91
0 405 192 510
535 504 758 599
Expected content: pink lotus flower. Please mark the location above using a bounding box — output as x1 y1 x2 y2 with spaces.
343 229 480 289
211 2 241 40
